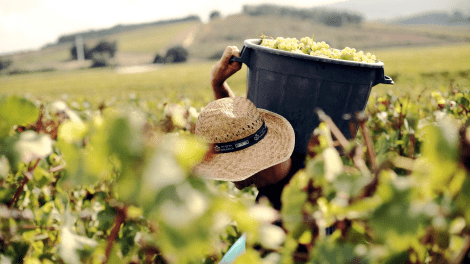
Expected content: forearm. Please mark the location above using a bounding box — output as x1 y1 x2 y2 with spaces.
210 46 242 100
212 81 235 100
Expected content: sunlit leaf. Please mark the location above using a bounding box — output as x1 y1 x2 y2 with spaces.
0 155 10 179
323 147 343 182
233 248 261 264
58 210 98 264
15 131 53 163
57 120 88 143
370 182 425 237
107 110 145 159
281 170 308 235
172 134 207 172
258 224 286 250
0 96 39 138
33 167 54 187
139 147 185 211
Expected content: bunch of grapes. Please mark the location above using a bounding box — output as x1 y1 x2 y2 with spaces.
260 35 378 63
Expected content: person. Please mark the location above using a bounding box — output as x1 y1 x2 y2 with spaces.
195 45 335 236
194 46 307 211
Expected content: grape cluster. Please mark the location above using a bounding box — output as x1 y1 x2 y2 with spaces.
260 35 378 63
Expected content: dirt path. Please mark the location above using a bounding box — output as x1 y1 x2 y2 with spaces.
114 64 162 74
169 23 201 48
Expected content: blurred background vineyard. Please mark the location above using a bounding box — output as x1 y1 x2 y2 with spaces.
1 2 470 264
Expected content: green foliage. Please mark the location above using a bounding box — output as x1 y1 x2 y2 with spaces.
0 57 12 71
0 95 39 137
0 95 259 263
153 46 190 65
92 40 117 58
69 40 116 66
165 46 189 63
2 76 470 263
87 40 117 68
153 54 165 64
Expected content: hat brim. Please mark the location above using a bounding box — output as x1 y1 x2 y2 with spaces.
194 109 295 181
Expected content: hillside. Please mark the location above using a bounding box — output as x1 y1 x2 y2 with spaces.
187 14 470 60
1 13 469 73
315 0 467 21
3 20 203 72
392 11 470 26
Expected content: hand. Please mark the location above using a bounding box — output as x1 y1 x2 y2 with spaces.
210 46 242 88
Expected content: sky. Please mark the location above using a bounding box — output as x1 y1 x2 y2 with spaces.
0 0 350 54
0 0 466 54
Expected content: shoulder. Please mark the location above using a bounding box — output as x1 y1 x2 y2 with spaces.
290 152 307 173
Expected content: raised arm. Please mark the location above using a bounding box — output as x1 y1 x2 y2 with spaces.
210 46 242 100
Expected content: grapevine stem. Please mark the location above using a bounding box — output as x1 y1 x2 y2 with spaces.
317 110 350 150
34 105 45 133
357 113 378 172
9 159 41 208
9 177 29 208
104 206 127 263
409 132 416 159
49 164 65 173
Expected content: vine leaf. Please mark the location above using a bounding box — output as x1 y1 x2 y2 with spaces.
0 96 39 138
58 209 98 264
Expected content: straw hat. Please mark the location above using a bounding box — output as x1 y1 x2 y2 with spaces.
194 96 295 181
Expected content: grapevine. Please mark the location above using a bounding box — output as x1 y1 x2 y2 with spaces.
0 86 470 263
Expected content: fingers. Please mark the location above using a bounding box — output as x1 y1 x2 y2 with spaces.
231 46 240 57
221 46 240 65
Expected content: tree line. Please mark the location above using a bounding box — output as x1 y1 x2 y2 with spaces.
242 4 363 27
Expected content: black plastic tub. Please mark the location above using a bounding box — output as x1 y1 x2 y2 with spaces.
231 39 394 154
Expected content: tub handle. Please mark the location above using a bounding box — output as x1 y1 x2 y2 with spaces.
374 68 394 86
383 75 394 85
229 46 251 68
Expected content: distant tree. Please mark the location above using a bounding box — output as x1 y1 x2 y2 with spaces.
90 52 112 68
450 10 470 23
164 46 189 63
87 40 117 68
242 4 363 26
210 11 221 21
344 13 363 24
70 44 92 60
0 58 12 71
322 13 343 27
453 11 464 19
153 54 165 64
91 40 117 58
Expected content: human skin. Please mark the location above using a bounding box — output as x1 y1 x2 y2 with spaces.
210 46 292 190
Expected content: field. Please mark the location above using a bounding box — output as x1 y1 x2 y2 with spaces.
1 42 469 107
2 15 470 264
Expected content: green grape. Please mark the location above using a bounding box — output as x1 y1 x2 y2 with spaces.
341 52 354 61
259 35 380 63
286 43 293 51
